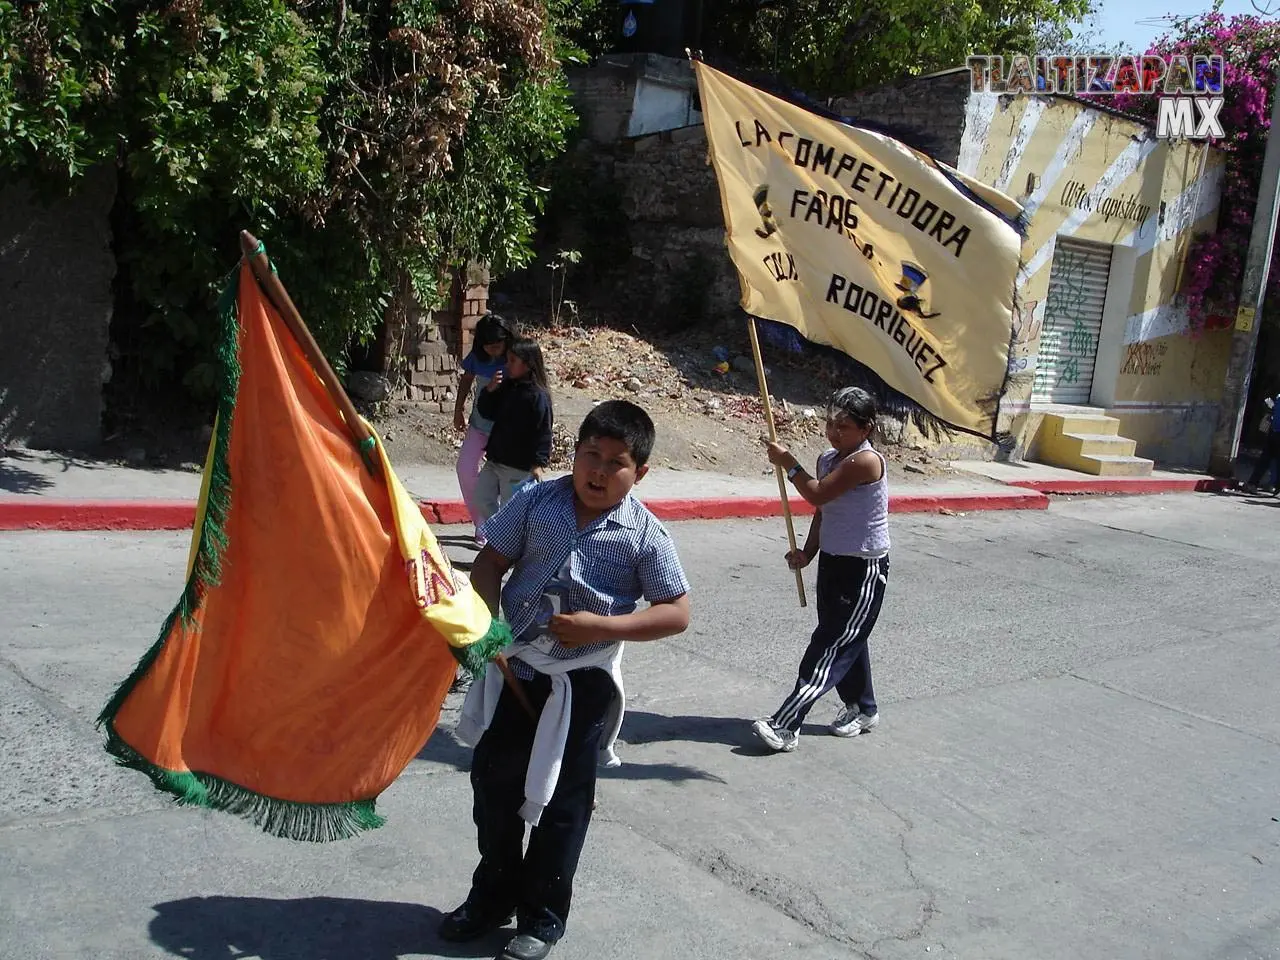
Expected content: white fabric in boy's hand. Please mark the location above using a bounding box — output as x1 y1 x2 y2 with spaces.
455 641 625 827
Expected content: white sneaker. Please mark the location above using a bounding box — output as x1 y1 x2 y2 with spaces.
752 718 798 752
830 706 880 738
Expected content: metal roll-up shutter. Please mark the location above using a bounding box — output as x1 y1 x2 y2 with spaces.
1031 237 1113 405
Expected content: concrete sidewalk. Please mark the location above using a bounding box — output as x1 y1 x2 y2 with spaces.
0 445 1232 531
953 458 1231 495
0 447 1049 529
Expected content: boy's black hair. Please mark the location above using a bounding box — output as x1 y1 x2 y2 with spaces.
827 386 877 427
468 312 514 360
577 400 656 467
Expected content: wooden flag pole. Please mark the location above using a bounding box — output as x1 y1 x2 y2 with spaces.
237 230 536 720
239 230 380 478
747 317 807 607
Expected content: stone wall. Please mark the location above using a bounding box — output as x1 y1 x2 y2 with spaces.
0 166 117 450
393 263 489 410
567 62 639 144
828 71 971 166
613 125 741 323
566 53 698 145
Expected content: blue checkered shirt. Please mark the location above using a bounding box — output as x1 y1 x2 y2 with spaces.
480 476 690 679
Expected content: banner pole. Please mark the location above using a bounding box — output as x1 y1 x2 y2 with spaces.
239 230 380 478
237 230 535 719
747 317 807 607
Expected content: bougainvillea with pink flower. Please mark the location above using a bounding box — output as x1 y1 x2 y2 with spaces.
1090 14 1280 332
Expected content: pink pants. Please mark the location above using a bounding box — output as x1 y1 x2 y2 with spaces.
456 426 490 534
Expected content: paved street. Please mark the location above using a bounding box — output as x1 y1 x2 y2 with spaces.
2 493 1279 960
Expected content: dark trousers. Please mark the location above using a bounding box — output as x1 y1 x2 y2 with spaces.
773 553 889 732
1248 431 1280 489
468 667 615 942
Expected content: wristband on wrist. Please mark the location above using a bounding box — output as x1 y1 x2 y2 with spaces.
786 463 803 481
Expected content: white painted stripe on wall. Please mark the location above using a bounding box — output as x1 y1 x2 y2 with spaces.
1118 161 1224 256
1123 302 1192 344
1018 135 1159 286
957 93 999 177
1017 109 1097 223
993 98 1046 194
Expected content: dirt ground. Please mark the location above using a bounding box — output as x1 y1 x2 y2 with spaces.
368 315 959 486
68 313 961 488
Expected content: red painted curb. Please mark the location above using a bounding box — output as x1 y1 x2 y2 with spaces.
0 500 198 531
1 490 1050 531
1006 477 1230 496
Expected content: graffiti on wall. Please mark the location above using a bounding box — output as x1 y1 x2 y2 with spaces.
1034 252 1097 394
1007 298 1040 375
1120 340 1168 376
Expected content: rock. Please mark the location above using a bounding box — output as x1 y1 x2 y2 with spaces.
347 370 390 402
703 398 723 412
625 378 643 392
802 408 818 419
904 462 927 474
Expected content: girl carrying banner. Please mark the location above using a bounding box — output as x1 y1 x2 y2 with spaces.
753 386 889 753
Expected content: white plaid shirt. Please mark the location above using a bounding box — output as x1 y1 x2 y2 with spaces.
480 476 690 679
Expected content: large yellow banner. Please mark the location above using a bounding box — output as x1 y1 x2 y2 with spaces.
694 61 1026 439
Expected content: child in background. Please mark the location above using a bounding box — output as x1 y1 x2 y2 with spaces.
473 337 554 526
1244 392 1280 495
753 386 890 753
454 314 514 544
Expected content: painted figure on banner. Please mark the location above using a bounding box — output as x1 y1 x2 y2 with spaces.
754 185 780 239
894 262 941 319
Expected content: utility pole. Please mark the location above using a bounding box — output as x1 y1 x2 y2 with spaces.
1209 66 1280 476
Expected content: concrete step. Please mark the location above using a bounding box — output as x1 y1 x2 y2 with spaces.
1054 413 1120 436
1078 454 1155 477
1063 432 1138 458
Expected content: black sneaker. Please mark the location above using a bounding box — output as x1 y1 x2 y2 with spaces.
498 933 554 960
438 900 514 942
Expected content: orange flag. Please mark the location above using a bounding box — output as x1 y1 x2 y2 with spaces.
99 258 509 841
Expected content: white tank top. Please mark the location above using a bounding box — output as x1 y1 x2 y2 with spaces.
816 441 890 558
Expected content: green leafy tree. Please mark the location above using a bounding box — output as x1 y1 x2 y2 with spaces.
0 0 574 406
563 0 1099 98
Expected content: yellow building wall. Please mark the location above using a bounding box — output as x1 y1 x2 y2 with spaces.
951 92 1229 468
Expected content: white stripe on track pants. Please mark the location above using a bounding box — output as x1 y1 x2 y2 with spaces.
772 552 888 732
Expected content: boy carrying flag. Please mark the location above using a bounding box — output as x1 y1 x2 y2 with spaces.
445 400 691 960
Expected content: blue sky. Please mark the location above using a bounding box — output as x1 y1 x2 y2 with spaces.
1092 0 1274 49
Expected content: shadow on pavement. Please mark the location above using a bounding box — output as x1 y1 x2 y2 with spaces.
618 711 747 748
415 713 726 783
149 895 504 959
0 458 55 494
